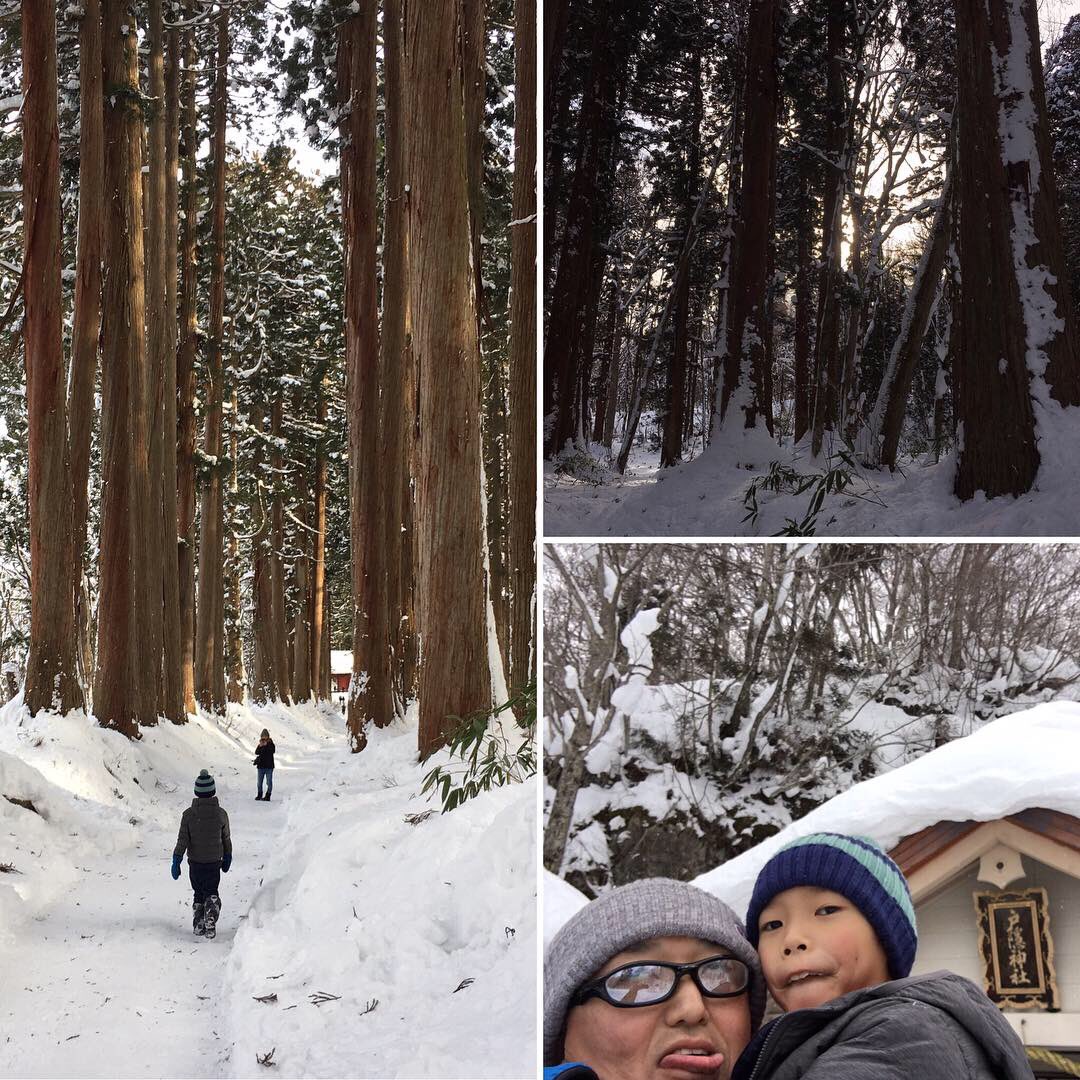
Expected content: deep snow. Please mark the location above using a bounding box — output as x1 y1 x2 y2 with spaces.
544 699 1080 946
544 416 1080 536
0 696 535 1079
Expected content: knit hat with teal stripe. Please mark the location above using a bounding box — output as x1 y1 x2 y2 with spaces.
745 832 917 979
194 770 216 798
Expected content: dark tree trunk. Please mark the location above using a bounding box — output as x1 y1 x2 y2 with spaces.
811 0 847 456
720 0 776 434
95 0 150 736
873 178 953 468
509 0 537 708
194 4 229 713
70 0 104 703
406 0 494 757
544 0 620 456
21 0 84 716
793 154 813 443
339 8 390 749
952 0 1060 499
176 9 198 716
161 9 184 721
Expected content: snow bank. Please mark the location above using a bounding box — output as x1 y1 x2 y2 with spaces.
221 717 536 1079
544 422 1080 536
694 699 1080 913
543 869 588 950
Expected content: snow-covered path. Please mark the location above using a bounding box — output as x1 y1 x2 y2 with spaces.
1 731 336 1078
1 700 536 1078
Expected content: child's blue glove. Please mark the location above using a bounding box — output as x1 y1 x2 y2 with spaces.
221 853 231 873
171 854 182 880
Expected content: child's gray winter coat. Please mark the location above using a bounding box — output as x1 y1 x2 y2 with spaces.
173 796 232 864
735 971 1033 1080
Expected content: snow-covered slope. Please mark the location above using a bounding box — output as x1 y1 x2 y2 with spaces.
544 420 1080 537
0 697 535 1078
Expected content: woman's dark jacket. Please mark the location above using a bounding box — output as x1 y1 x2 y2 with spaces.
254 739 275 769
732 971 1033 1080
173 797 232 864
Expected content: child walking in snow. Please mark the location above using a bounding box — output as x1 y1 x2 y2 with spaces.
253 729 275 801
171 769 232 939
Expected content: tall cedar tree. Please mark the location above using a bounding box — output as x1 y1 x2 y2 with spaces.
953 0 1080 499
339 7 392 751
95 0 151 735
379 0 412 715
719 0 777 434
177 5 199 715
20 0 84 715
406 0 494 756
509 0 538 705
195 4 229 712
70 0 104 697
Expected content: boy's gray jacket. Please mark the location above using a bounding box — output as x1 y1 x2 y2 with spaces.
173 797 232 864
741 971 1033 1080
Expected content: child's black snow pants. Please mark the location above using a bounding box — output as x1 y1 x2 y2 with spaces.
189 860 221 931
188 860 221 904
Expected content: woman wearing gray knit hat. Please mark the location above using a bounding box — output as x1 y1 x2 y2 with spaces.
544 877 766 1080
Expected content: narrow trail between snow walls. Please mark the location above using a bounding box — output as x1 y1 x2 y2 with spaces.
0 700 537 1079
0 708 340 1079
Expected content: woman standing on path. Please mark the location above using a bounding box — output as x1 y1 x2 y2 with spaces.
254 729 275 801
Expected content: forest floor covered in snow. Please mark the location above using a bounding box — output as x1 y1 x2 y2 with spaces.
544 417 1080 536
0 697 535 1079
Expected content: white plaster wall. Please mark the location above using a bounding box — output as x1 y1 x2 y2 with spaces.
911 855 1080 1045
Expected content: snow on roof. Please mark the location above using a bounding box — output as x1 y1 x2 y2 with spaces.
330 650 352 675
545 700 1080 948
693 700 1080 916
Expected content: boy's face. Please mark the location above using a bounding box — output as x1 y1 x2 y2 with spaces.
755 886 890 1011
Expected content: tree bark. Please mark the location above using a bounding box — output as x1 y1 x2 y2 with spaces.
176 9 199 716
793 152 813 443
811 0 847 456
161 8 184 721
95 0 150 735
954 0 1041 499
194 3 229 713
870 178 952 468
310 377 328 701
544 0 620 455
339 8 390 750
379 0 408 716
69 0 104 704
269 397 291 704
720 0 777 434
21 0 84 716
145 0 169 718
509 0 537 708
406 0 494 757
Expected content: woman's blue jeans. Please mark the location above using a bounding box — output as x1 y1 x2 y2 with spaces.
258 767 273 797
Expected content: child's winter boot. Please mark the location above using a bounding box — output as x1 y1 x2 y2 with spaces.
193 901 206 935
204 894 221 939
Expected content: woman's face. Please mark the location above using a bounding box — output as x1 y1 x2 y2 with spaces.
563 936 752 1080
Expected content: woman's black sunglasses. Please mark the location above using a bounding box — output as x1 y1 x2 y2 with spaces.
571 955 750 1008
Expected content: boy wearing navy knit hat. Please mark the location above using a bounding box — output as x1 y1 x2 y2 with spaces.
171 770 232 939
734 832 1034 1080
